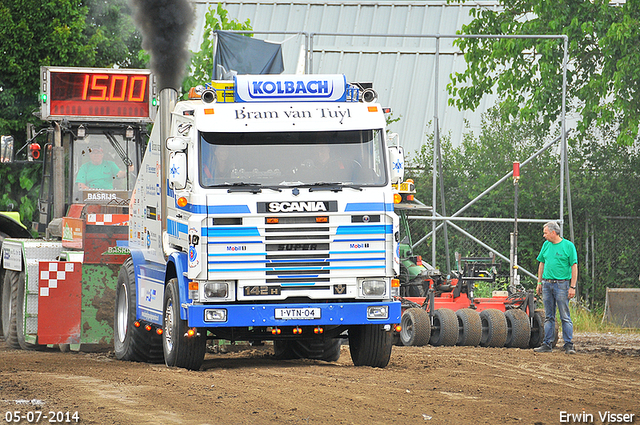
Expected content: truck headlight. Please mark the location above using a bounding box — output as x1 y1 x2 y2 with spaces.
361 279 386 296
367 305 389 319
204 309 227 322
204 282 228 299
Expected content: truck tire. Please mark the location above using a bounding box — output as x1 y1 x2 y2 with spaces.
429 308 458 346
479 309 507 347
456 308 482 346
114 258 163 363
273 340 299 360
2 269 19 348
348 324 393 368
505 309 531 349
400 308 431 346
163 278 206 370
275 338 342 362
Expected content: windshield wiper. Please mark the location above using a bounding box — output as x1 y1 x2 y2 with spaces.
307 182 363 192
219 183 282 193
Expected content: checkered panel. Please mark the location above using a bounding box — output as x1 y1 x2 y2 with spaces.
86 213 129 226
39 262 76 297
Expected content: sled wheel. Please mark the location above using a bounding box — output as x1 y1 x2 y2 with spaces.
505 309 531 349
479 309 507 347
400 308 431 346
456 308 482 346
2 269 20 349
429 308 458 347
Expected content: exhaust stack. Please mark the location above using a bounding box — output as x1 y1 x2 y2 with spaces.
159 88 178 249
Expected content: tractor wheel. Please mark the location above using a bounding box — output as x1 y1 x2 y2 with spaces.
429 308 458 347
348 324 393 368
456 308 482 346
15 270 39 350
479 309 507 347
505 309 531 349
163 278 206 370
400 308 431 346
2 269 19 348
114 257 163 363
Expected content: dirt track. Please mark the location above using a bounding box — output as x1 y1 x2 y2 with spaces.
1 333 639 425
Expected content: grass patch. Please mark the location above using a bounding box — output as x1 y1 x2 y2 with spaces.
570 302 640 334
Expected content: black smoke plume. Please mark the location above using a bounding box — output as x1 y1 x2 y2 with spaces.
129 0 194 91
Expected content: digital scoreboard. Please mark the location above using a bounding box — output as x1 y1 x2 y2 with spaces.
40 67 156 122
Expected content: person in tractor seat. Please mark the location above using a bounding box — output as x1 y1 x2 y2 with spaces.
75 145 127 190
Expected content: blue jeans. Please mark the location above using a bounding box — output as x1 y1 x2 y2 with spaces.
542 280 573 346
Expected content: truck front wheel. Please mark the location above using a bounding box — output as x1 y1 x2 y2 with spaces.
162 278 206 370
348 324 393 368
113 257 163 363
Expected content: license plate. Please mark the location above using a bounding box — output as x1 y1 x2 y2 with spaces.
275 308 321 320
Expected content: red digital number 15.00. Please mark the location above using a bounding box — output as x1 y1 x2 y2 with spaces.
81 74 147 102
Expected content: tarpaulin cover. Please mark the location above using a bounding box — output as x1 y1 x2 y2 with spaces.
213 30 284 79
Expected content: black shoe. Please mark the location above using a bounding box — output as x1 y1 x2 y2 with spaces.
534 343 552 353
564 344 576 355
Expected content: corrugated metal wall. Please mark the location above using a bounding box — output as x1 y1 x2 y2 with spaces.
189 1 502 154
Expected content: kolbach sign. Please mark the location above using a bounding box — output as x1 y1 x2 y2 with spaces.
235 75 347 102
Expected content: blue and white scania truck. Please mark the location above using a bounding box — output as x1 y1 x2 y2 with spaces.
114 74 403 370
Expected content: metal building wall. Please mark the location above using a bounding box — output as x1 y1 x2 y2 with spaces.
189 1 502 155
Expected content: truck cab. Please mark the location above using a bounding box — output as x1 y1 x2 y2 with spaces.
115 74 403 370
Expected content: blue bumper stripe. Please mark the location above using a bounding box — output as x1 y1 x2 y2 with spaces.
187 301 402 327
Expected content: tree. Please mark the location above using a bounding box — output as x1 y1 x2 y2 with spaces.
182 3 252 96
83 0 146 69
447 0 640 146
0 0 146 229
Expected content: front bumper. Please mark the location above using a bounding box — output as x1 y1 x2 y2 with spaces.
186 301 402 327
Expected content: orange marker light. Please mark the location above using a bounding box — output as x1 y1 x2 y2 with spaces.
395 325 402 333
187 328 197 337
367 106 378 112
316 216 328 223
204 108 215 115
177 197 188 207
266 217 279 224
189 281 199 291
144 324 152 332
391 278 400 288
156 328 163 335
393 193 402 204
133 321 141 328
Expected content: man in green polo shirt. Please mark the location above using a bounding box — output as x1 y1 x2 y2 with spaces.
76 146 126 190
534 221 578 354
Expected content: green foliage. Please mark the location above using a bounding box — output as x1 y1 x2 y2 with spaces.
0 0 146 230
406 104 640 304
448 0 640 146
182 3 252 97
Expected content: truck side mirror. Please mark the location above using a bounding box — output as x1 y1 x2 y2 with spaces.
168 152 187 190
388 145 404 184
166 136 188 151
1 135 14 163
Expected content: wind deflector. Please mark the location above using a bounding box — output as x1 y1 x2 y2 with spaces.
213 30 284 79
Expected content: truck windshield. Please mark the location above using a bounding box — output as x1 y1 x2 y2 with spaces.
199 130 387 188
72 132 138 204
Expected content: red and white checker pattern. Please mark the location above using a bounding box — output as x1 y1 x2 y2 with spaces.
39 262 74 297
86 213 129 226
